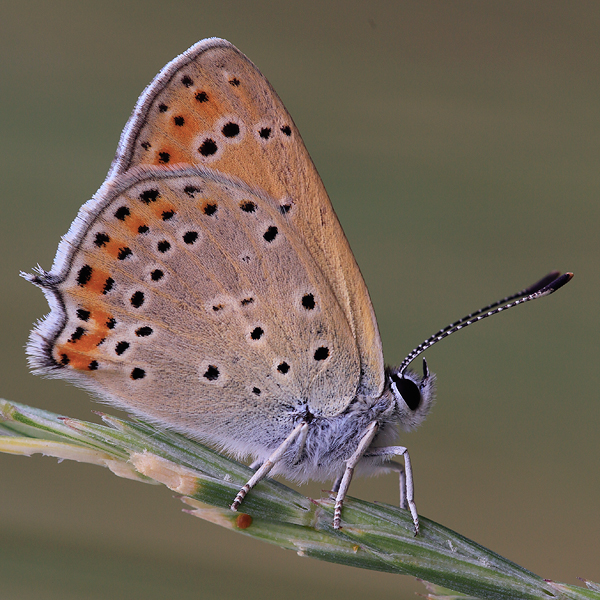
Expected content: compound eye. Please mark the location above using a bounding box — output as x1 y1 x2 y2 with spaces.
391 374 422 411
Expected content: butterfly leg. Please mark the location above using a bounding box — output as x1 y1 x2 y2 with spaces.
333 421 379 529
248 421 308 471
331 474 343 494
231 421 308 511
363 445 419 535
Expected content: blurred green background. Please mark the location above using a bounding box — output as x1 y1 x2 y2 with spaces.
1 1 598 598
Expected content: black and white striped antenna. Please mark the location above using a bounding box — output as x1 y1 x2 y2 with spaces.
398 271 573 376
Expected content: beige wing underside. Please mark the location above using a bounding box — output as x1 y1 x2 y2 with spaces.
37 169 362 450
111 38 385 401
29 39 385 450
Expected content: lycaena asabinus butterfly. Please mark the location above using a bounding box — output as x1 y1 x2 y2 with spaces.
25 38 572 533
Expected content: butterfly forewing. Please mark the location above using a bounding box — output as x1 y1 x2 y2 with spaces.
111 38 385 401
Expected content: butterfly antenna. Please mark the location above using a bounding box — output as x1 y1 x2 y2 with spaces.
398 271 573 376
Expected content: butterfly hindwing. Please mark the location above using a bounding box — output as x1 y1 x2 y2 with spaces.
29 167 363 451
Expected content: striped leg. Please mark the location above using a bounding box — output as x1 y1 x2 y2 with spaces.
333 421 379 529
231 421 308 511
364 445 419 535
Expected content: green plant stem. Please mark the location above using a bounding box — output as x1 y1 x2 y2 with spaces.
1 398 598 600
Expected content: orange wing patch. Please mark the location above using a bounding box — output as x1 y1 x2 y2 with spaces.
55 307 115 371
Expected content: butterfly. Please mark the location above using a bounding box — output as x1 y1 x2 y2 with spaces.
25 38 572 533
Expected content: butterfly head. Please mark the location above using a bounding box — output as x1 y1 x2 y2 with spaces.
387 358 435 431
